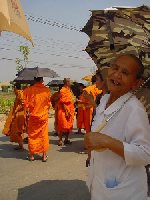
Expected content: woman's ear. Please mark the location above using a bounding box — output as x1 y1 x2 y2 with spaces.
132 79 144 90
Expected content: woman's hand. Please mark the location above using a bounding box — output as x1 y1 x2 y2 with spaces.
84 132 125 159
84 132 110 150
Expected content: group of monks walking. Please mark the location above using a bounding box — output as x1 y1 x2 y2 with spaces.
2 72 104 161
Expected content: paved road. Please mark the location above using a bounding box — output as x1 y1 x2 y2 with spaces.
0 117 149 200
0 117 90 200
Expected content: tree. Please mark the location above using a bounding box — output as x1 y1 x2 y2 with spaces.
16 45 30 72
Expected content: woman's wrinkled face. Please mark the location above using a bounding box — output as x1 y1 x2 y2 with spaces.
96 75 103 89
107 55 141 96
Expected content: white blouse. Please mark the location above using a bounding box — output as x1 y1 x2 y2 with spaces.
88 92 150 200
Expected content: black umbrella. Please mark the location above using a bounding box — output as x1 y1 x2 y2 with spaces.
14 74 34 84
16 67 59 78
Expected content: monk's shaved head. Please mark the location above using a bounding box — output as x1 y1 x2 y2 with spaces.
34 77 43 82
63 78 71 84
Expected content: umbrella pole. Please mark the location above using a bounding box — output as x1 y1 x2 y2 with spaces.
105 12 115 50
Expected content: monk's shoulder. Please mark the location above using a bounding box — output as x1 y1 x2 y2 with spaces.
60 86 67 93
84 85 92 93
43 86 50 94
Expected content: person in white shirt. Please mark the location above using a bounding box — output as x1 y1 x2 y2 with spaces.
85 54 150 200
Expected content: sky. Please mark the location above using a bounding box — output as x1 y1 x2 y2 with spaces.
0 0 150 83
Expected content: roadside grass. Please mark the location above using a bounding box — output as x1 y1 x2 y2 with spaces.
0 92 15 114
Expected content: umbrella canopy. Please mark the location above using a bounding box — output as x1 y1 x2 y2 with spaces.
0 0 33 45
81 5 150 79
47 80 64 87
13 76 35 84
82 6 150 115
82 75 92 82
15 67 59 80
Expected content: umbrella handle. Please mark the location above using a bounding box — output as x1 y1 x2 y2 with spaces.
93 119 108 152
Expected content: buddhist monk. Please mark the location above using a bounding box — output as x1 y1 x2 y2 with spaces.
76 83 86 134
84 70 108 119
24 77 51 162
50 85 63 135
3 83 26 150
57 78 74 146
84 71 108 164
80 75 102 134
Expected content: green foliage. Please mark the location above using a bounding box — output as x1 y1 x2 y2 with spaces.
16 57 23 72
16 45 30 72
1 86 9 92
0 93 15 114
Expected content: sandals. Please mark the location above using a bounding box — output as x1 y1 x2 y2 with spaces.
79 148 88 154
64 140 72 145
58 140 63 146
26 155 48 162
23 137 28 144
26 156 35 161
14 146 24 151
86 159 90 167
42 155 48 162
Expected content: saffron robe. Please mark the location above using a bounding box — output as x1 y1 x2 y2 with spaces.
24 82 50 154
77 85 102 133
57 86 74 133
3 89 26 143
50 92 59 132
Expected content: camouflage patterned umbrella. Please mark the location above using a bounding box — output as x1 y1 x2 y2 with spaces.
81 5 150 79
82 5 150 115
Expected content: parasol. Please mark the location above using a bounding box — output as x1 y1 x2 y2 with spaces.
15 67 59 82
81 5 150 79
82 75 92 82
82 5 150 115
0 0 33 45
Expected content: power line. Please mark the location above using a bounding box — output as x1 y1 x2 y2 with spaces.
0 37 87 56
1 34 86 50
0 40 86 56
0 47 91 61
26 14 82 32
0 57 93 69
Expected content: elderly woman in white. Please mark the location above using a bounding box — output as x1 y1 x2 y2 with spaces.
85 54 150 200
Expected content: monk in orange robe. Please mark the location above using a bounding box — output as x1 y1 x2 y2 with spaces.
22 84 34 144
77 75 102 134
57 78 74 146
24 77 51 161
50 85 63 135
3 83 26 150
76 84 86 133
51 91 59 134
